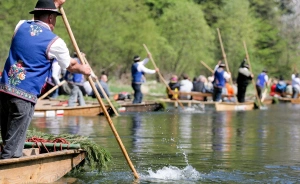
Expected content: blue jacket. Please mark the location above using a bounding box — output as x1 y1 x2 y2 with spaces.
213 69 225 88
131 63 143 83
0 21 58 103
256 73 266 88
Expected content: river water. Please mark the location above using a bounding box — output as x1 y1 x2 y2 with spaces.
30 103 300 183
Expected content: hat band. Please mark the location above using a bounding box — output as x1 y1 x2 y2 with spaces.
34 8 59 12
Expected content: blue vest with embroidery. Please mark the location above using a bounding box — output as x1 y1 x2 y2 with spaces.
131 63 143 83
256 73 266 87
64 57 84 84
213 69 225 88
0 21 58 103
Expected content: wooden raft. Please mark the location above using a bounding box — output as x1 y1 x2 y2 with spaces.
0 149 85 184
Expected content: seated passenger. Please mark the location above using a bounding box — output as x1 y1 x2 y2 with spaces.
167 75 180 100
179 74 193 100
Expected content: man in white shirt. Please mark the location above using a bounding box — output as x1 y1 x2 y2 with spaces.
179 74 193 100
291 73 300 98
131 54 158 103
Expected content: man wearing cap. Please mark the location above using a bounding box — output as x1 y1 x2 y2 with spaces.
131 53 158 104
0 0 91 159
256 69 269 99
237 59 253 102
212 60 231 102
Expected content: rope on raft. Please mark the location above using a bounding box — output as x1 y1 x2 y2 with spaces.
26 136 70 153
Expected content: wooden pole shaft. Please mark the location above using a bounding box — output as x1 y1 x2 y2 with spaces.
200 61 214 74
38 80 66 101
216 28 238 103
143 44 185 109
60 7 139 179
83 57 119 116
243 41 262 107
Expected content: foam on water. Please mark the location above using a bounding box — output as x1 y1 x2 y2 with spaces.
141 165 202 181
140 145 202 182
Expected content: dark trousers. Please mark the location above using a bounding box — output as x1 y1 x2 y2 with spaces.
132 83 143 104
0 93 35 159
256 85 263 99
237 85 247 103
213 87 223 102
292 87 299 99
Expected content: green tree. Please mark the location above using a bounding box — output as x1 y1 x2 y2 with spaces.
156 0 214 78
0 1 33 68
248 0 286 76
216 0 258 77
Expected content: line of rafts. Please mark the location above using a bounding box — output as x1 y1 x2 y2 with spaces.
34 91 300 117
34 98 165 117
159 91 300 111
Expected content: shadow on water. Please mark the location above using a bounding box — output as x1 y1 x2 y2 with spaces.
30 104 300 183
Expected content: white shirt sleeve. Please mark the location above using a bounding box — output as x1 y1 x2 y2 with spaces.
264 75 269 83
48 38 71 70
141 58 149 65
137 63 156 74
223 71 231 80
213 65 219 72
51 62 61 85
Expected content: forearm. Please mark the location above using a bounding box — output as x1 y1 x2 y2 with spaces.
67 58 89 74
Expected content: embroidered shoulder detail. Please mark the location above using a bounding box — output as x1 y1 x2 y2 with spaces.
8 60 26 86
0 83 37 103
29 24 43 36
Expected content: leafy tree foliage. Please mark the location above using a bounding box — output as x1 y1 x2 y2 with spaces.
155 0 214 78
0 0 299 81
216 0 258 77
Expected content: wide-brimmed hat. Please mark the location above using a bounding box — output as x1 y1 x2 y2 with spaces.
29 0 62 16
133 55 140 61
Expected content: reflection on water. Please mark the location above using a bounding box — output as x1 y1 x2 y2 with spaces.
30 104 300 183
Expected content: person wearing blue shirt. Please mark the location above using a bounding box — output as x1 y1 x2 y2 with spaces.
131 54 158 104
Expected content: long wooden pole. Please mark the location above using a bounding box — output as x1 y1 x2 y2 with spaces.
38 80 66 100
143 44 185 109
83 57 119 116
200 61 214 73
216 28 238 103
243 41 262 107
60 7 139 179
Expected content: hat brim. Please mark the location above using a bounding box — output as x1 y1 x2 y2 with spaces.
29 10 62 16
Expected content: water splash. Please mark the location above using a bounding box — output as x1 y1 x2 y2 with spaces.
141 165 202 182
140 143 202 182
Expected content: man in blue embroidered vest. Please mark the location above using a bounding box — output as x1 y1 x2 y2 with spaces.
131 54 158 104
0 0 91 159
256 69 269 99
64 52 86 107
212 61 231 102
